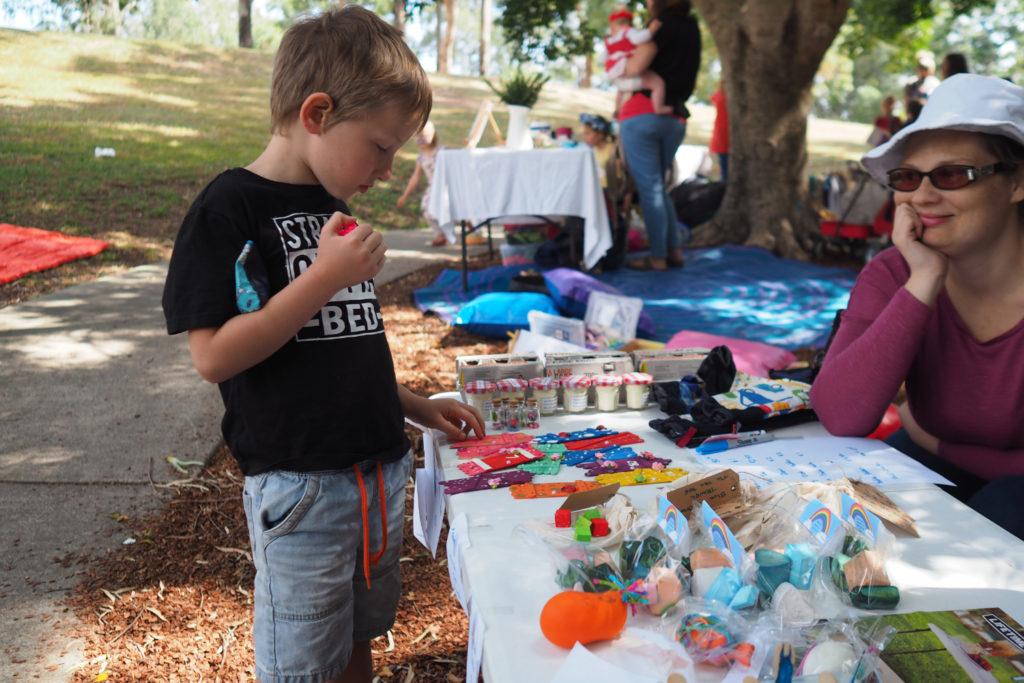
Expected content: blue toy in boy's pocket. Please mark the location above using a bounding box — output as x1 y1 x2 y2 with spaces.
235 240 270 313
453 291 560 338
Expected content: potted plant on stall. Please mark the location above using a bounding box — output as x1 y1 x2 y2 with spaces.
485 69 550 149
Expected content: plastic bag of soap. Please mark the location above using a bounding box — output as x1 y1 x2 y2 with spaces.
673 597 757 667
516 526 625 594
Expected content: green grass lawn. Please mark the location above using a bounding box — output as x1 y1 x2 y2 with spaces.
0 28 873 253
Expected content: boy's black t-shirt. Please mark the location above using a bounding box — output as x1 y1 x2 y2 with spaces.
162 168 409 476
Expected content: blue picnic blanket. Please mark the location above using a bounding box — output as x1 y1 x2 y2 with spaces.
413 245 858 349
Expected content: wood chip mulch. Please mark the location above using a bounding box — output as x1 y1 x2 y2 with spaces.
62 258 504 682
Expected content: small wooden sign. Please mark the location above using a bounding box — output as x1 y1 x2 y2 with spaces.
851 479 920 537
666 469 743 517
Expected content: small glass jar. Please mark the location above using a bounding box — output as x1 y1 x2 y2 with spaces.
462 380 496 416
592 374 623 411
621 372 654 409
560 375 592 413
496 377 528 403
529 376 560 415
490 398 506 432
525 398 540 428
507 399 522 431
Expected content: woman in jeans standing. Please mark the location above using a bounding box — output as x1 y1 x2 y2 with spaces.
617 0 701 271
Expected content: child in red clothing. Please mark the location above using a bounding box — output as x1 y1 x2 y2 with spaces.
867 94 903 147
709 85 729 183
604 6 671 119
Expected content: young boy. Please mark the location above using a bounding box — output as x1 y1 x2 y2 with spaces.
161 7 484 683
604 6 671 118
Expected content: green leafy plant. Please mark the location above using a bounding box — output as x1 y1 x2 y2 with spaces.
484 69 551 108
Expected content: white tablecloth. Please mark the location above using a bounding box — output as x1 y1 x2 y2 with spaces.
428 147 613 270
420 397 1024 682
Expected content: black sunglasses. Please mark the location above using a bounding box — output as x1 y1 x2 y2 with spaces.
886 163 1013 192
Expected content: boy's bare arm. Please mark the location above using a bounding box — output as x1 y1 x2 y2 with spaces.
397 384 486 441
188 213 386 384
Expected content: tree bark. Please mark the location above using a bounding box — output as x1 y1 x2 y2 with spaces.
238 0 253 48
437 0 456 75
479 0 492 76
580 53 592 88
691 0 850 258
394 0 406 33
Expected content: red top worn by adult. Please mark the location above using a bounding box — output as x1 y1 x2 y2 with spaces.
809 246 1024 481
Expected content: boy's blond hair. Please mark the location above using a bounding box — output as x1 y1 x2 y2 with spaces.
269 6 432 134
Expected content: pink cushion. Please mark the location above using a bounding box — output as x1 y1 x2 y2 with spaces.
665 330 797 378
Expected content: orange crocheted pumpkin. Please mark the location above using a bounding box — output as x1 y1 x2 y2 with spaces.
539 590 627 649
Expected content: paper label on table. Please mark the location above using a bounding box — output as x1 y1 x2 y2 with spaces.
446 512 470 614
665 468 741 515
841 491 883 542
412 467 444 557
798 498 842 548
851 479 919 537
465 597 484 683
702 500 744 569
657 496 689 548
691 436 954 487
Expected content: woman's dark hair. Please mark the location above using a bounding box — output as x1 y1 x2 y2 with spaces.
941 53 969 79
981 133 1024 220
650 0 691 18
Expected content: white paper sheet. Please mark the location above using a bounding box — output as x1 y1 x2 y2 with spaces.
412 467 444 557
692 436 955 487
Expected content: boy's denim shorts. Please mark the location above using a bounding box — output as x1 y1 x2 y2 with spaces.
242 451 412 683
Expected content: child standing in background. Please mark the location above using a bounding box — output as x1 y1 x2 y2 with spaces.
868 94 903 147
604 6 671 119
709 85 729 183
397 120 448 246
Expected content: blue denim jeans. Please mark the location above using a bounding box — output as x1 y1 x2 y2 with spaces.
619 114 687 259
886 428 1024 540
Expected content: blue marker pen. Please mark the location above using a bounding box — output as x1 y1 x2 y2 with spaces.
696 431 775 455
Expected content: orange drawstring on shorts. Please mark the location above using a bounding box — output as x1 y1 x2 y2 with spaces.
353 461 388 590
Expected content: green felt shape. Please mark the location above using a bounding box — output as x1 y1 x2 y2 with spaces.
518 457 562 475
534 443 567 455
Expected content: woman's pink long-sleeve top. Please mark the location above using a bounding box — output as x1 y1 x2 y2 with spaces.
809 247 1024 481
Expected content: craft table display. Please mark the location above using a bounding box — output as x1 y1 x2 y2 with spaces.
427 147 613 285
416 395 1024 683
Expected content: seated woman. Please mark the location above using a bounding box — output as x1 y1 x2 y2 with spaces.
810 74 1024 539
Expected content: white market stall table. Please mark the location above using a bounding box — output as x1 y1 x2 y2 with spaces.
427 147 613 290
418 394 1024 682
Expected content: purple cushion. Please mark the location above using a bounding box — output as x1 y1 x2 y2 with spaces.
543 268 656 338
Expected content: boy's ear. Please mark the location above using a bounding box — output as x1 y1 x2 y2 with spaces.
300 92 334 134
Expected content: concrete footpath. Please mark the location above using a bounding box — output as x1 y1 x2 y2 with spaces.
0 228 491 681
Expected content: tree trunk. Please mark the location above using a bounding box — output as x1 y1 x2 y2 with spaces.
479 0 491 76
394 0 406 33
436 2 443 73
238 0 253 48
437 0 456 75
691 0 850 259
580 53 592 88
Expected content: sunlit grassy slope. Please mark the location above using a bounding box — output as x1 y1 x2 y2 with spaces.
0 27 872 244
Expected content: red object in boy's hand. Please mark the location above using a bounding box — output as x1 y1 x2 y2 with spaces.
338 220 358 236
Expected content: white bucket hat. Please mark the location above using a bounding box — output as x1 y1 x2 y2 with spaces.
861 74 1024 185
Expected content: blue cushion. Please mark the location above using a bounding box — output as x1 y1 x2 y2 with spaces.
453 292 560 338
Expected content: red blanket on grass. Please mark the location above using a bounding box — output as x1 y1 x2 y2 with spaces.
0 224 110 285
